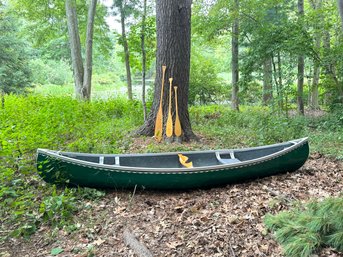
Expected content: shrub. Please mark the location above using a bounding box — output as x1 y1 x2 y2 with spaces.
0 95 142 239
264 197 343 257
189 51 229 105
29 58 72 86
0 14 32 93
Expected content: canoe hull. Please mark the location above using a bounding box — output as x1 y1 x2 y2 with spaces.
37 139 309 190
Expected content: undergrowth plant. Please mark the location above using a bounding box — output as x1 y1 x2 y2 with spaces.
0 95 143 240
0 94 342 242
264 197 343 257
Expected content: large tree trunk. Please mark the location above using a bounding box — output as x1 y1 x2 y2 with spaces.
263 57 273 105
136 0 196 141
231 0 239 111
82 0 97 100
141 0 147 120
120 4 133 100
297 0 305 115
65 0 84 99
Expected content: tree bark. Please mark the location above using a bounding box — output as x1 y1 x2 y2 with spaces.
311 40 320 110
65 0 84 99
82 0 97 100
263 57 273 105
120 3 133 100
231 0 239 111
136 0 196 141
277 52 283 111
336 0 343 101
309 0 321 110
338 0 343 31
297 0 305 115
141 0 147 120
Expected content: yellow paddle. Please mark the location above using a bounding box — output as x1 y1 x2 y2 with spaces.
154 65 166 142
178 153 193 168
174 86 182 137
166 78 173 138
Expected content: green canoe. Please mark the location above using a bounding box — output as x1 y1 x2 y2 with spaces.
36 138 309 190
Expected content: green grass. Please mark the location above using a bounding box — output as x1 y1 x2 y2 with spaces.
0 94 342 241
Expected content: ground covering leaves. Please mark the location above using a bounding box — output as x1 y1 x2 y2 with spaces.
1 150 342 257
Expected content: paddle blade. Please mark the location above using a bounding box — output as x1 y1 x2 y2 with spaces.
174 116 181 137
154 108 163 142
178 154 193 168
166 114 173 137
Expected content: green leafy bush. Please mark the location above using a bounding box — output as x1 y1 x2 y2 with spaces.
29 58 72 86
39 186 77 227
189 51 229 105
265 197 343 257
0 95 143 240
190 105 306 146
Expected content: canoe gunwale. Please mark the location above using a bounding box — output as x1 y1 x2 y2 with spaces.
37 138 308 175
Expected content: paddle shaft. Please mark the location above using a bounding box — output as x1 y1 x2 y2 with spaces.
154 65 166 142
166 78 173 138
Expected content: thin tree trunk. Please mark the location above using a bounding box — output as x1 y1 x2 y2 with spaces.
141 0 147 121
136 0 196 141
323 30 343 101
271 53 280 114
263 57 273 105
231 0 239 111
338 0 343 31
297 0 305 115
311 58 320 109
1 90 4 108
120 4 133 100
336 0 343 101
309 0 321 109
277 51 283 111
82 0 97 100
65 0 84 99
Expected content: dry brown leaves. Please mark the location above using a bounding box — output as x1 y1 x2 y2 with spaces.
1 154 342 257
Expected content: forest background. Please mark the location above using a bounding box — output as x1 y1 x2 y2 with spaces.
0 0 343 256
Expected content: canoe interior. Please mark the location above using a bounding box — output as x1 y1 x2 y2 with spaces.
59 142 294 169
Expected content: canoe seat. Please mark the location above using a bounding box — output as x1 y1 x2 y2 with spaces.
215 152 241 165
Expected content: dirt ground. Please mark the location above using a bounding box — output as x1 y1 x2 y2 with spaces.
1 153 342 257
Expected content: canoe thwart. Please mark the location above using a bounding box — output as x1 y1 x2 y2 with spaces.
215 152 241 165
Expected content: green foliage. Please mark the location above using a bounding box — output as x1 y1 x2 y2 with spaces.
51 247 64 256
39 186 77 227
189 49 229 105
0 11 32 93
11 0 112 57
0 95 142 240
265 197 343 257
190 105 306 146
30 58 73 86
126 16 156 72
